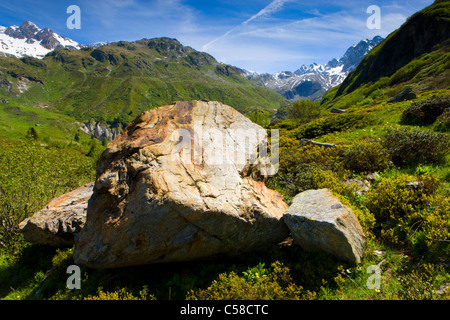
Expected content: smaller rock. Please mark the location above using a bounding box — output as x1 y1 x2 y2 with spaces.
405 181 423 190
365 172 380 182
330 108 346 113
19 182 94 247
345 178 371 195
300 138 336 148
283 189 366 264
435 283 450 296
388 87 417 103
374 250 383 256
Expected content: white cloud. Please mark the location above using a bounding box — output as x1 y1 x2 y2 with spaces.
197 0 429 73
72 0 434 73
202 0 292 51
243 0 292 25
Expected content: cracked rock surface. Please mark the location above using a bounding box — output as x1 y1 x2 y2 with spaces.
74 100 289 268
19 182 94 247
283 189 366 264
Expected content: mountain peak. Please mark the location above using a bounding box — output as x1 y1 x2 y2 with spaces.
0 21 80 58
21 20 39 28
339 36 384 72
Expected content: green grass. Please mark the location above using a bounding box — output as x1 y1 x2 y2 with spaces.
1 87 447 301
0 103 91 143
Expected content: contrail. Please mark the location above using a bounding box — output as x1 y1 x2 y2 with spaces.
202 0 291 51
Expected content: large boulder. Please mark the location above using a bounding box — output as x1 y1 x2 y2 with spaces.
283 189 365 264
74 100 289 268
19 182 94 247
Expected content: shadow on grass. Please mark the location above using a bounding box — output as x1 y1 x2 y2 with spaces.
0 244 57 299
1 238 347 300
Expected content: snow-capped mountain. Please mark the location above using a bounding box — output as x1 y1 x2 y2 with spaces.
0 21 81 59
242 36 384 101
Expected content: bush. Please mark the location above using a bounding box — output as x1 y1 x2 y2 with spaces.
434 108 450 132
246 109 271 127
268 144 344 200
364 174 441 247
291 113 375 140
365 174 439 223
85 286 155 300
341 140 392 173
25 127 39 141
0 138 95 248
419 194 450 260
271 118 304 130
396 264 448 300
382 127 450 166
287 99 324 122
187 261 316 300
401 95 450 125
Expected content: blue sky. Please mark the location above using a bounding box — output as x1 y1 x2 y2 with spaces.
0 0 434 73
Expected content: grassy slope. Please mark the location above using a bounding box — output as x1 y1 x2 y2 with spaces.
331 0 450 100
0 38 288 133
0 3 449 302
1 88 448 301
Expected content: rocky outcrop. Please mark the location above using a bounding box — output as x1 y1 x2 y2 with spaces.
80 121 121 141
388 87 417 103
283 189 365 264
19 182 94 247
74 100 289 268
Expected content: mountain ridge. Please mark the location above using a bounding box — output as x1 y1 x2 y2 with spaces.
321 0 450 109
241 36 384 101
0 36 289 136
333 0 450 99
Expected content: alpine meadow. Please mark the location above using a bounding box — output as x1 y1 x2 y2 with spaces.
0 0 449 306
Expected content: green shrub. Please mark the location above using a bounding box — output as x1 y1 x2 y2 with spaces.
187 261 316 300
364 174 441 247
245 109 271 127
365 174 439 223
271 118 305 130
290 113 375 140
287 99 324 122
401 95 450 125
434 108 450 132
85 286 155 300
25 127 39 141
314 170 360 202
268 144 344 200
0 138 95 248
419 194 450 260
382 127 450 166
396 264 447 300
341 140 392 173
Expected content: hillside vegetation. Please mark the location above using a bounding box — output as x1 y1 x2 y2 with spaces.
0 37 288 141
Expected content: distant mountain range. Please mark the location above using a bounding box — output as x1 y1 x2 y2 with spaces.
241 36 384 101
0 21 384 104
